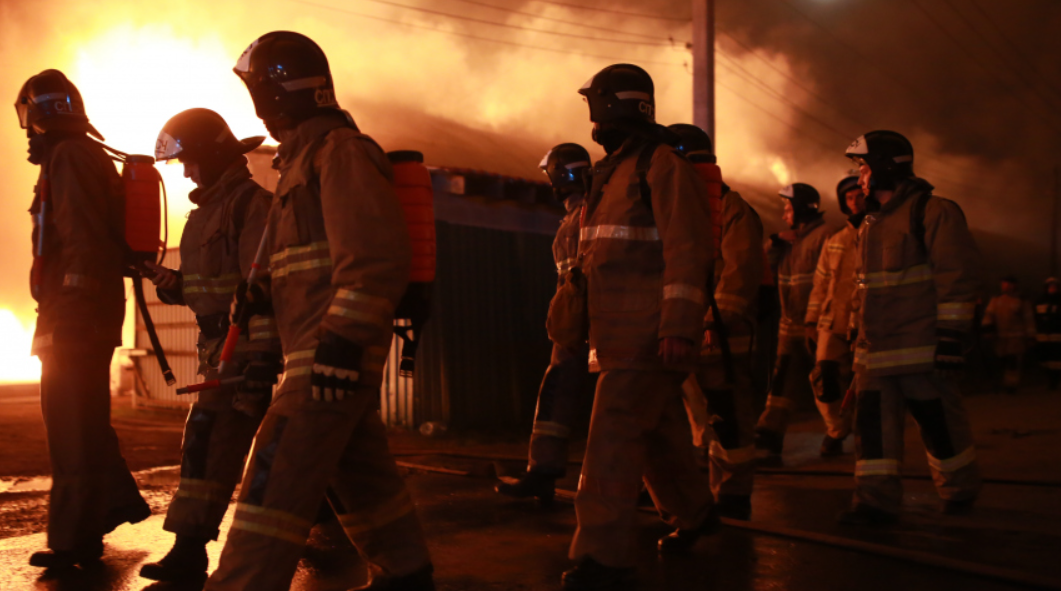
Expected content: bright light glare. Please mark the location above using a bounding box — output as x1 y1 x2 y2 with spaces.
769 157 791 187
0 310 41 383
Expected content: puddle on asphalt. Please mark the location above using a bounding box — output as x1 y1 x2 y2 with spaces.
0 465 179 495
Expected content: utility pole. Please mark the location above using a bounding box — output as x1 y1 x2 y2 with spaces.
1053 165 1060 276
692 0 715 140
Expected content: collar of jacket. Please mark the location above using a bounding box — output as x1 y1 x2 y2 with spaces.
847 211 867 229
796 216 825 238
876 177 935 216
276 112 350 167
189 158 252 208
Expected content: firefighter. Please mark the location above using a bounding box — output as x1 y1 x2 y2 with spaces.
495 143 591 504
1034 278 1061 389
804 175 864 457
754 182 833 464
136 108 280 583
840 130 982 525
981 276 1035 393
15 70 151 568
668 123 763 521
560 64 717 590
204 32 434 591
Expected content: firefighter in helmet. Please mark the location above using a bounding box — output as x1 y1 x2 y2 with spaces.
15 69 151 569
204 32 434 591
137 108 280 583
803 175 865 457
755 182 834 464
558 64 717 590
840 130 982 525
495 143 592 504
981 275 1035 393
668 123 764 521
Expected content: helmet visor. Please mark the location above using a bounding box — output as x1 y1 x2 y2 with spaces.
154 130 183 161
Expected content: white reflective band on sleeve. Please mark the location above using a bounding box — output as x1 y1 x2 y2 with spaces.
926 446 976 474
532 421 571 439
855 459 900 476
663 283 705 305
556 258 577 274
615 91 652 101
580 225 659 242
588 349 598 365
280 76 327 91
32 92 68 104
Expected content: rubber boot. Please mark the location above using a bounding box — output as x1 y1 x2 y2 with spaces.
350 564 435 590
820 434 845 457
29 539 103 569
755 429 784 467
139 535 209 582
495 471 557 506
658 508 721 553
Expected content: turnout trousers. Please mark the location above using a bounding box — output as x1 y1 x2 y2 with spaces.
683 334 756 498
528 343 590 477
205 383 431 591
852 368 982 513
756 335 816 438
163 383 263 540
39 343 148 551
570 370 714 568
809 332 854 440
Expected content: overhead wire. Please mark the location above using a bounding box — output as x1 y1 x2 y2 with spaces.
969 1 1061 102
523 0 690 22
446 0 683 43
353 0 674 46
287 0 685 66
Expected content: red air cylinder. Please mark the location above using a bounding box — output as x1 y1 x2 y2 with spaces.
388 151 436 283
122 155 162 266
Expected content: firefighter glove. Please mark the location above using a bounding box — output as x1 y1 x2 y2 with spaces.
312 331 362 402
935 336 965 372
233 280 271 327
239 355 282 396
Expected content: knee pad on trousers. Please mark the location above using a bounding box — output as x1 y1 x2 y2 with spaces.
906 398 956 460
243 416 290 506
182 408 217 480
855 391 884 459
813 361 843 403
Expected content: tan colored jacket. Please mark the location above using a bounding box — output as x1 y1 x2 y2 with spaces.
267 114 410 391
580 138 713 372
158 160 279 368
705 190 763 355
806 217 862 336
552 194 584 278
30 135 125 353
853 178 983 377
773 217 831 340
983 294 1034 356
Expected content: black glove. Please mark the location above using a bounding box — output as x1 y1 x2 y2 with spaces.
233 280 271 328
935 334 965 372
312 331 363 402
239 355 282 396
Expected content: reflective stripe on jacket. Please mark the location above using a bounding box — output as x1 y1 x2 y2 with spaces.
854 178 983 377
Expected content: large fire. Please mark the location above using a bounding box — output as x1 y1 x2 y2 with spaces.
0 310 41 383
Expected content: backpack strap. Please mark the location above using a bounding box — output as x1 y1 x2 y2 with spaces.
910 192 931 255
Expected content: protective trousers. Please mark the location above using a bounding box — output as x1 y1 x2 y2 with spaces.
809 332 854 440
528 344 589 477
683 349 756 498
852 369 981 513
205 385 431 591
756 336 816 438
39 343 148 551
163 385 263 540
570 370 714 568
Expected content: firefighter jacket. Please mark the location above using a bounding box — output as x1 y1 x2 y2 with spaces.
706 189 763 355
579 137 713 372
982 293 1035 356
805 215 863 336
553 194 584 279
30 135 125 354
1034 293 1061 343
772 217 831 341
853 178 983 377
157 159 279 367
267 113 411 391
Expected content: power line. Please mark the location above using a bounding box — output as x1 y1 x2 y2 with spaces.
447 0 680 43
351 0 674 46
909 0 1061 135
524 0 690 22
967 1 1061 105
289 0 684 66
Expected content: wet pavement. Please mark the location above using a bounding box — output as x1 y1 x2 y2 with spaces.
2 389 1061 590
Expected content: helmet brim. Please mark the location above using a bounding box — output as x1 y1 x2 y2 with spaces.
239 136 266 154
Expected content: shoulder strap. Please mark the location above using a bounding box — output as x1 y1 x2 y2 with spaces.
635 142 657 215
910 192 931 254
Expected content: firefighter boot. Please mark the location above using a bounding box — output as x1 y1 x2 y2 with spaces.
350 564 436 590
495 471 557 506
29 539 104 569
658 508 721 553
755 429 784 467
561 558 635 590
138 535 209 582
820 434 846 457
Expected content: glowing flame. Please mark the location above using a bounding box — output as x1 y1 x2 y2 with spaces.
0 310 41 383
769 157 791 187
